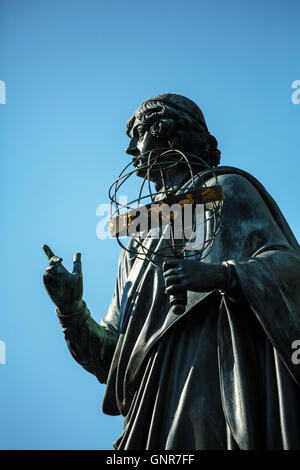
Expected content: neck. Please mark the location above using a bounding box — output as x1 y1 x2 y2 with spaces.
154 166 191 194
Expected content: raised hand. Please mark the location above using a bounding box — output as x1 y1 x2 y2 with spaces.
42 244 83 313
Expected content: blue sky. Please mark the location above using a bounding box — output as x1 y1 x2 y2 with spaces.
0 0 299 450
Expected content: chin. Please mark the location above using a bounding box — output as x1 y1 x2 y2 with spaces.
135 167 153 180
135 165 163 182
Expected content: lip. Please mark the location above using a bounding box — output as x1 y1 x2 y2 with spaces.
132 157 144 168
132 153 166 172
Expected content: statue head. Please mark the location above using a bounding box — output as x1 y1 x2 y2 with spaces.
126 94 221 178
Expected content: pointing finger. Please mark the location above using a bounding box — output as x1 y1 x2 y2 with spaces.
73 252 82 275
42 244 55 260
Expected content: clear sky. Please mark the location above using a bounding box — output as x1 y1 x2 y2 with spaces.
0 0 299 450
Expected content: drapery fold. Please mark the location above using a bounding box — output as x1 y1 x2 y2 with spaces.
60 166 300 449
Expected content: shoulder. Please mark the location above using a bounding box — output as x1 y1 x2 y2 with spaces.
204 167 265 203
218 173 257 199
203 168 277 225
215 166 262 188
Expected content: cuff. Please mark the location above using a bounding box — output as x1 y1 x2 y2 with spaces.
219 260 238 295
56 300 90 330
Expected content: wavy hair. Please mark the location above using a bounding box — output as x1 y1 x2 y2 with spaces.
127 100 221 167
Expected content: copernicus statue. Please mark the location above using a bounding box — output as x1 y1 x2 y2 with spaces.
43 94 300 450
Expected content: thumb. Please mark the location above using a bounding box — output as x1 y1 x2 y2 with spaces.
72 252 82 275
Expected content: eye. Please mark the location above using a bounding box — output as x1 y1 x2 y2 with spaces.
136 125 145 139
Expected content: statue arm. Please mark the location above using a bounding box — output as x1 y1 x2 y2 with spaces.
56 300 118 384
42 244 121 385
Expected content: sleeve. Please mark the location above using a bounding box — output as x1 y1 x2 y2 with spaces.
57 248 131 384
57 300 118 384
218 173 300 385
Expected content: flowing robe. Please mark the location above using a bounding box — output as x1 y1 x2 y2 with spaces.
58 167 300 450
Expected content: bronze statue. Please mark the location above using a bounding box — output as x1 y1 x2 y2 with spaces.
43 94 300 449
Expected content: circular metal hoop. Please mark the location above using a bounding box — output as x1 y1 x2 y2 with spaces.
108 149 223 267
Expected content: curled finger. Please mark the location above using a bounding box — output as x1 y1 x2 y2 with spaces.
165 284 182 294
43 270 60 286
45 265 63 275
164 267 183 278
163 260 179 272
164 275 182 287
49 256 63 266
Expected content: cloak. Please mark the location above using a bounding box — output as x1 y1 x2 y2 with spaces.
59 167 300 450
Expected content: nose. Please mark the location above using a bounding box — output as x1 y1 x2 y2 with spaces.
126 137 139 156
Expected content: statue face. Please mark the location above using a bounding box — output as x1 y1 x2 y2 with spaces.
126 115 169 179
